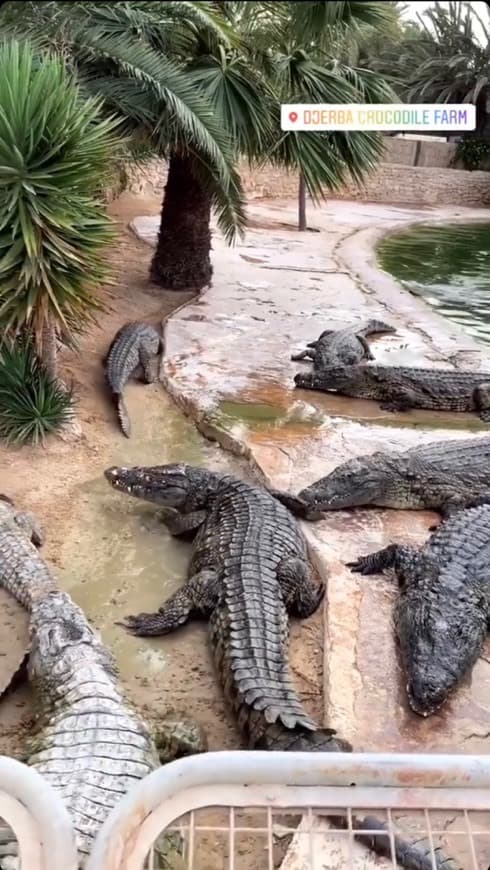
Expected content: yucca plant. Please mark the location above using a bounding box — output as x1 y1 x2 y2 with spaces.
0 39 123 378
0 339 75 444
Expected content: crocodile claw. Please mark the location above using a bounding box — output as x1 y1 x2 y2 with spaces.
115 615 150 635
116 611 169 637
346 558 372 575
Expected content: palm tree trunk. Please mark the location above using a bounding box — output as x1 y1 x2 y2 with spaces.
298 172 307 231
40 318 58 380
150 154 213 291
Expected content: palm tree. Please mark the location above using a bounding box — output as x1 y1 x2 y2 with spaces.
2 1 397 287
0 1 247 292
0 40 120 378
217 1 398 230
365 2 490 137
154 0 398 254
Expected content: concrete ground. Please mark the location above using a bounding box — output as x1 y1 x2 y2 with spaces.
133 197 490 868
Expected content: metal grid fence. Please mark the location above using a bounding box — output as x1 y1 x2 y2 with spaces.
85 751 490 870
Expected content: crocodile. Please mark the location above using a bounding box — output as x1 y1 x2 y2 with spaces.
348 503 490 717
103 321 163 437
275 436 490 517
0 496 206 869
105 463 458 870
0 494 42 699
294 363 490 421
291 319 396 368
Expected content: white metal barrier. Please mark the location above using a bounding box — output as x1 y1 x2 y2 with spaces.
0 756 77 870
85 751 490 870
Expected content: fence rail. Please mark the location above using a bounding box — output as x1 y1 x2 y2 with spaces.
0 756 77 870
2 752 490 869
85 751 490 870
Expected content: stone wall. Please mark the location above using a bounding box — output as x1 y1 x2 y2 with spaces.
329 163 490 207
104 158 167 201
383 136 458 168
240 161 490 207
108 155 490 208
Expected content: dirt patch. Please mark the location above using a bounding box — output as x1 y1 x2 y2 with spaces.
0 190 196 754
0 192 325 791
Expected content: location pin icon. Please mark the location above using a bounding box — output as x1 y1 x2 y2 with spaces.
288 111 298 123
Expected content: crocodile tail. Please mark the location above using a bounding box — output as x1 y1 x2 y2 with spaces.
257 724 352 753
335 814 458 870
362 319 397 336
113 392 131 438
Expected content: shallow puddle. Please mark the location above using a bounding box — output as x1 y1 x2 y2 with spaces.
58 384 239 681
286 387 490 433
217 398 326 430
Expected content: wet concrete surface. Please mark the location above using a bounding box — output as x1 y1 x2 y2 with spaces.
57 387 264 747
133 198 490 868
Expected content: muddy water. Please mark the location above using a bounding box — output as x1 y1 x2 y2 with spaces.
58 381 241 684
378 222 490 344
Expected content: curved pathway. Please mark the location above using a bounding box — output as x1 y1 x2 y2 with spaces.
133 197 490 866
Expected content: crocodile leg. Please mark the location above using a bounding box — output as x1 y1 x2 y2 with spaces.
356 334 375 361
268 489 324 521
277 557 325 618
291 349 316 361
152 719 208 762
164 510 208 538
474 384 490 421
347 544 416 576
117 569 220 636
440 492 490 517
379 399 412 412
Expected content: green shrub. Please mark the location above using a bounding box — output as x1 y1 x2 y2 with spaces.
0 39 122 377
0 340 75 444
455 136 490 171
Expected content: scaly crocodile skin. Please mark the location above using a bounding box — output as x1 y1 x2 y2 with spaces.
294 363 490 420
106 464 458 870
292 319 395 368
0 498 206 869
349 503 490 717
275 435 490 516
104 321 162 437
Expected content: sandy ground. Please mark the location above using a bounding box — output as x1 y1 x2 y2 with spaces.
0 192 324 840
0 191 204 755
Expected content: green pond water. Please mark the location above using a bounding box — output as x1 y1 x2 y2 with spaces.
377 222 490 345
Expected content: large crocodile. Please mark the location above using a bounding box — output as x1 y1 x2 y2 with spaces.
275 436 490 517
104 321 163 437
0 494 42 699
0 495 206 868
105 463 457 870
348 503 490 717
292 319 396 368
294 364 490 420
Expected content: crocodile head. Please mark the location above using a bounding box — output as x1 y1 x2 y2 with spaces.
104 464 219 509
406 671 454 718
294 366 353 390
402 618 483 717
299 455 391 510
